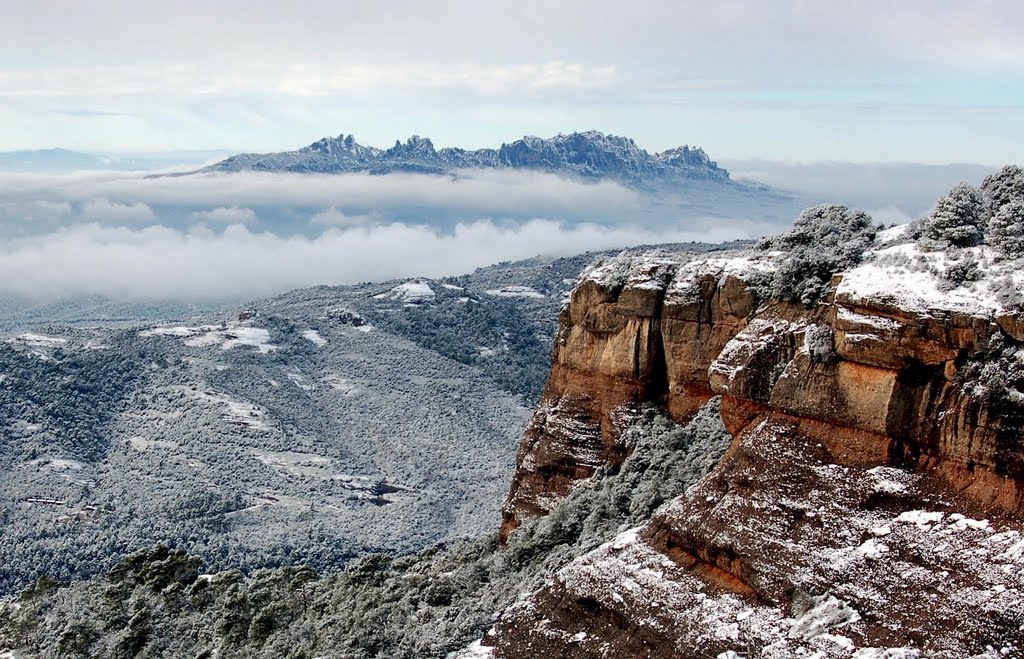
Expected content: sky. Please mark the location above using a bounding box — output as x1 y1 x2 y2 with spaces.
2 0 1023 164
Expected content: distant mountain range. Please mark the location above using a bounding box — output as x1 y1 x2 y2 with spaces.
196 130 734 186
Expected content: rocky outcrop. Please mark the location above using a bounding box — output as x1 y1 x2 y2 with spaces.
490 248 1024 657
499 257 760 541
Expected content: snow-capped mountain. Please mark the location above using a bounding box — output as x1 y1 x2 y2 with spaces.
200 130 732 185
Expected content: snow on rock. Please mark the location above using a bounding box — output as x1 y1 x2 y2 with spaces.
789 594 861 641
837 243 1010 317
895 510 945 530
836 306 901 331
484 285 545 299
582 254 678 291
851 649 920 659
302 329 327 347
47 459 85 471
449 640 494 658
372 280 436 303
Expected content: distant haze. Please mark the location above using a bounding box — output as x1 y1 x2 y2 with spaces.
723 160 998 223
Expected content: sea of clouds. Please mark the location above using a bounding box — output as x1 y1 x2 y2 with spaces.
0 169 785 301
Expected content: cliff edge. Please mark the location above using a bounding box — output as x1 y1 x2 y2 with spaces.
491 193 1024 657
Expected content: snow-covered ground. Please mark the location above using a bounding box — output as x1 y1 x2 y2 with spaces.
484 285 545 299
142 323 277 353
838 241 1013 316
302 329 327 347
9 332 67 347
372 280 436 303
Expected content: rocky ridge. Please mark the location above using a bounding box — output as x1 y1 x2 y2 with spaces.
197 130 732 185
491 234 1024 657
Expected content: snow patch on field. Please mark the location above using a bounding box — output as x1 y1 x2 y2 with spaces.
129 436 180 452
285 367 315 391
185 387 270 430
143 323 277 353
47 459 85 471
373 280 436 303
253 450 332 478
9 333 68 347
322 375 359 395
140 325 218 338
302 329 327 347
186 326 276 353
485 285 545 299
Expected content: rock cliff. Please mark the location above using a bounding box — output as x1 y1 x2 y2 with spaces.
491 238 1024 657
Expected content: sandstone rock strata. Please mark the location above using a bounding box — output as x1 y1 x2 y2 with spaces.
492 247 1024 656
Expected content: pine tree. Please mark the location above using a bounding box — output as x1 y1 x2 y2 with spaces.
924 182 985 246
988 199 1024 257
980 165 1024 220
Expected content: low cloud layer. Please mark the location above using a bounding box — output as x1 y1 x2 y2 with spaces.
0 162 970 303
0 169 646 229
0 219 774 301
190 206 257 224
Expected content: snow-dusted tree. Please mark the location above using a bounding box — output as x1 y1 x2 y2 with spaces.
980 165 1024 220
923 182 985 247
767 204 876 305
988 199 1024 257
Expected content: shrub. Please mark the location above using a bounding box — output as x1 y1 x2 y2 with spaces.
941 252 983 289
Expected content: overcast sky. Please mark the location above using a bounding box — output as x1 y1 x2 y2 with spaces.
2 0 1023 164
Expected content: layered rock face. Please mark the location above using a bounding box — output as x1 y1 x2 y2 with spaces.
499 257 759 541
491 248 1024 657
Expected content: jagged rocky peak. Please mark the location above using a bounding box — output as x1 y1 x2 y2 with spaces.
490 188 1024 655
309 133 361 153
656 143 722 173
198 129 733 184
386 135 437 158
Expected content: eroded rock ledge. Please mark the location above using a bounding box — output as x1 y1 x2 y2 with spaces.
492 246 1024 657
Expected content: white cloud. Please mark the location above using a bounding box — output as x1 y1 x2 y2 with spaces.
0 219 771 301
310 207 375 226
0 169 646 225
80 197 157 223
190 206 257 223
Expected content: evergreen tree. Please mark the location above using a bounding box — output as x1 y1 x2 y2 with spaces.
980 165 1024 220
989 199 1024 258
924 182 985 246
